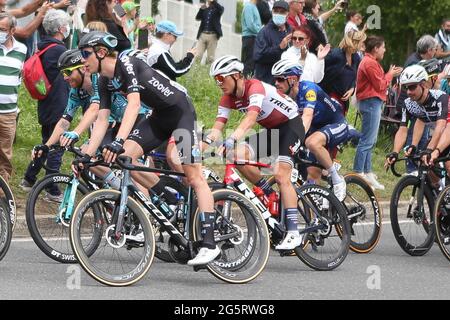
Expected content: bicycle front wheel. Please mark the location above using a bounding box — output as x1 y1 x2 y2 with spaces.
0 198 12 261
294 184 351 271
70 189 155 287
390 175 435 256
191 188 270 284
0 175 16 232
434 185 450 262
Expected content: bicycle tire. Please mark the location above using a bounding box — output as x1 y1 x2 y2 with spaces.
294 184 351 271
191 188 270 284
70 189 155 286
25 173 103 263
0 175 16 232
342 174 382 253
433 185 450 262
0 198 12 261
390 175 435 256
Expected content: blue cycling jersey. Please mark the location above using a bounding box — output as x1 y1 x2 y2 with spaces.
296 81 345 129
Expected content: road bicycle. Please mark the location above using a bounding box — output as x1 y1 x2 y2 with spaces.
389 152 449 256
69 155 270 286
0 185 12 261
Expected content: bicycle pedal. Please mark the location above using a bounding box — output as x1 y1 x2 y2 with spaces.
193 265 208 272
279 250 296 257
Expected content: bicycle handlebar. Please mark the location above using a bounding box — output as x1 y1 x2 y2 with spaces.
115 155 186 177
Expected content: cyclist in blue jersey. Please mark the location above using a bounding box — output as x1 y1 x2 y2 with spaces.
272 59 349 201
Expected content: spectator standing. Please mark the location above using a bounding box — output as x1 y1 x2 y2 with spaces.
281 25 330 83
121 1 139 49
195 0 224 64
256 0 272 25
344 10 366 34
353 35 403 190
85 0 131 52
147 20 196 81
320 30 366 115
135 16 155 50
20 9 71 192
286 0 306 29
241 0 262 77
438 64 450 94
254 0 292 84
435 18 450 59
0 12 26 183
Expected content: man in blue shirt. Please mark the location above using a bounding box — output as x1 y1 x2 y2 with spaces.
241 0 262 77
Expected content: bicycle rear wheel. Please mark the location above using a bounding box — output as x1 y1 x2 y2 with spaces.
294 184 350 271
0 198 12 261
70 189 155 286
191 188 270 284
390 175 435 256
0 176 15 232
342 174 382 253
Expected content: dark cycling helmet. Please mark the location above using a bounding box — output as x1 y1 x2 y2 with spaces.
78 31 118 51
418 58 441 76
57 49 83 70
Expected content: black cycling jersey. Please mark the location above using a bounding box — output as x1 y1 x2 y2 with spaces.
401 89 450 126
101 53 188 111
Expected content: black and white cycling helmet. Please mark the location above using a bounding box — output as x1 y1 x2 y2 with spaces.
271 59 303 77
57 49 83 70
400 64 428 85
78 31 118 51
418 59 440 76
210 55 244 77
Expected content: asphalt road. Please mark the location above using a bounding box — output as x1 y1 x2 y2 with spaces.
1 219 450 300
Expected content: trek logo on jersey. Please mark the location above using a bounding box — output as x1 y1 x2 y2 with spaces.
269 97 293 113
148 77 175 97
305 90 317 102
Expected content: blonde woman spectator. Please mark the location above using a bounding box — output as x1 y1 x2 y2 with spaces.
281 25 330 83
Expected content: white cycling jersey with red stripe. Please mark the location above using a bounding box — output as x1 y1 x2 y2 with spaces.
216 79 299 129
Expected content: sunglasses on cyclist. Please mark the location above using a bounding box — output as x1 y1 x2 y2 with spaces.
403 84 419 91
214 74 226 85
292 36 305 42
80 49 95 59
274 76 288 83
61 65 84 77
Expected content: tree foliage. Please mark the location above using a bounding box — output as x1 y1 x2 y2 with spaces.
323 0 450 66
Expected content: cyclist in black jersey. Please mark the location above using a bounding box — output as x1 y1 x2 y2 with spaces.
78 31 220 265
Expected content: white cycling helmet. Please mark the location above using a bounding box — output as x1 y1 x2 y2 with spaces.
400 64 428 85
271 59 303 77
210 55 244 77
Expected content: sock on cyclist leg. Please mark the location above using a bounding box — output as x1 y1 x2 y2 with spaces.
151 180 178 205
256 178 274 196
284 208 300 233
327 165 343 185
199 212 216 249
103 171 121 190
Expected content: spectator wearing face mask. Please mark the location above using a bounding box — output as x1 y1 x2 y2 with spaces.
254 0 292 84
0 12 26 183
20 9 70 192
146 20 196 81
435 18 450 59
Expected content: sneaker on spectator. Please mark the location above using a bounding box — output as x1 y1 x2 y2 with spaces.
19 179 34 192
364 172 385 190
43 192 63 203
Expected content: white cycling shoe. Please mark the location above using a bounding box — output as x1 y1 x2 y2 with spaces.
333 180 347 202
187 246 221 266
275 232 303 250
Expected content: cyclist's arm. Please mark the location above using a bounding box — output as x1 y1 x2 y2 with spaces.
201 120 226 151
427 119 446 150
85 109 111 157
434 124 450 154
301 108 314 134
392 126 408 153
411 119 425 148
44 118 71 148
71 103 100 136
228 110 259 141
115 92 140 141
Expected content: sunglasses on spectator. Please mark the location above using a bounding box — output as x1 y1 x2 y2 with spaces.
80 49 95 59
292 36 306 42
61 65 84 77
403 84 419 91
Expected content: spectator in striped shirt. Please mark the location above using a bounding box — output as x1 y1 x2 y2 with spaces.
0 12 26 182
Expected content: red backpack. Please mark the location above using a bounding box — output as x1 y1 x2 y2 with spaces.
23 43 58 100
